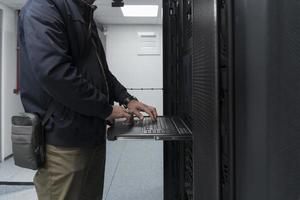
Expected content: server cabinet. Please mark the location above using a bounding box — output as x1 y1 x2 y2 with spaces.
164 0 222 199
192 0 220 199
163 0 193 199
234 0 300 200
163 0 184 199
165 0 300 199
220 0 300 199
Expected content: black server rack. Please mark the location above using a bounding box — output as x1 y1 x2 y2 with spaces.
192 0 221 199
163 0 228 199
220 0 300 199
234 0 300 200
163 0 193 200
165 0 300 199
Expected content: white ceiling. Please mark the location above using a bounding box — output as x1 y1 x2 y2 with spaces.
95 0 162 25
0 0 162 25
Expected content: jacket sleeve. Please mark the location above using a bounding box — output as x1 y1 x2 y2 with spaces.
20 6 113 119
107 70 133 104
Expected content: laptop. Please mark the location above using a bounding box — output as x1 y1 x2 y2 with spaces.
107 116 192 141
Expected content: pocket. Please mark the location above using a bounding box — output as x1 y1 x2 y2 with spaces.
11 134 32 144
12 125 33 135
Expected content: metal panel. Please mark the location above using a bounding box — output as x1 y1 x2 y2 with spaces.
163 1 186 199
234 0 269 199
192 0 220 199
219 0 235 199
234 0 300 199
268 1 300 199
163 0 194 199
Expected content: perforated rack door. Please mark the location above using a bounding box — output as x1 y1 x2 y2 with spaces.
193 0 220 200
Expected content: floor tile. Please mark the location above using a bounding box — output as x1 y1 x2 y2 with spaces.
105 140 163 200
0 140 163 200
0 158 35 182
0 186 37 200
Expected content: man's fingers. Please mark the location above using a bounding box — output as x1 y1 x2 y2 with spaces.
138 104 155 120
142 105 157 120
154 108 158 118
122 109 131 120
148 107 158 119
153 110 158 119
143 106 155 120
132 110 144 120
127 102 157 121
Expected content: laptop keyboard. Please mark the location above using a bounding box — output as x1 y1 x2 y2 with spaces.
107 116 192 141
142 117 177 134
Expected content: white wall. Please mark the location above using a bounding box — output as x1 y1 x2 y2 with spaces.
0 3 23 161
106 25 163 114
98 27 106 51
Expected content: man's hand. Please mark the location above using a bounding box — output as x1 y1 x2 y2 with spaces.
106 106 131 122
127 100 158 121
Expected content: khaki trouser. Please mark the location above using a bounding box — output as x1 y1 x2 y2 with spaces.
34 144 106 200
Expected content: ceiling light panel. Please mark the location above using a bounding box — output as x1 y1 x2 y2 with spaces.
121 5 159 17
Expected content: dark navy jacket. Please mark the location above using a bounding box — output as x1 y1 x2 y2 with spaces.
19 0 131 147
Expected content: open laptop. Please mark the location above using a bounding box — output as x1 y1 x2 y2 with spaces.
107 116 192 141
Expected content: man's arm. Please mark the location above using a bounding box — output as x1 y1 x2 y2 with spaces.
106 70 132 104
92 20 158 120
20 5 112 119
107 71 158 120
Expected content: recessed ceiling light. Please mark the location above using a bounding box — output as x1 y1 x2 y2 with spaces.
121 5 159 17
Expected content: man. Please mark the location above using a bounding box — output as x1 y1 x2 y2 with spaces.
19 0 158 199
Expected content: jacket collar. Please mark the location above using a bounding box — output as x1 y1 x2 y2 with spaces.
74 0 98 20
79 0 95 6
77 0 95 7
75 0 97 10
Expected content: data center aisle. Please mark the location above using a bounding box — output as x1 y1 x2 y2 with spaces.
103 140 164 200
0 140 164 200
